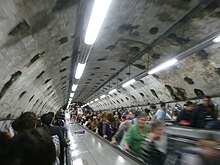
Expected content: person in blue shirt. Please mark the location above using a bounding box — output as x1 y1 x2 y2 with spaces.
176 101 194 126
155 102 166 121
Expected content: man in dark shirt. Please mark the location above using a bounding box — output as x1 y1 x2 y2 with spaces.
191 96 217 128
41 114 68 165
176 101 194 126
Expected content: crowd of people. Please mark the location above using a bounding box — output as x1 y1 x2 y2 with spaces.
0 110 68 165
74 96 220 164
0 96 219 165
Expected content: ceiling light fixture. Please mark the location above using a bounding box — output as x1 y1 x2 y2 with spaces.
109 89 117 94
94 98 99 102
148 59 178 75
122 79 136 88
75 63 86 79
72 84 78 91
90 101 94 104
70 93 74 98
100 95 106 99
213 35 220 43
84 0 112 45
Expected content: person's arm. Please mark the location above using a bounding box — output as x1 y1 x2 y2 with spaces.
111 127 124 144
123 126 133 151
57 127 68 147
102 123 108 138
176 111 182 123
153 111 158 120
190 107 198 127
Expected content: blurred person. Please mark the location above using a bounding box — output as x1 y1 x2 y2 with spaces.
140 121 166 165
111 116 120 135
131 111 142 124
191 96 217 128
41 114 67 165
103 113 114 141
12 111 38 133
0 131 11 164
84 117 93 130
144 108 151 121
111 118 132 145
123 113 150 153
96 112 107 136
150 104 157 115
176 101 194 126
180 134 220 165
154 102 166 121
11 127 56 165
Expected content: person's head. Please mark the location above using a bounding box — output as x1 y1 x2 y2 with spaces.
41 114 53 126
185 101 194 111
137 113 147 127
144 108 150 114
150 121 164 140
47 112 55 119
160 102 166 109
101 112 107 121
12 112 38 133
11 127 56 165
134 111 142 118
150 105 157 114
107 113 115 123
202 96 210 106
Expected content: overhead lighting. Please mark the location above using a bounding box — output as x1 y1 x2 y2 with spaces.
213 35 220 43
69 98 72 101
109 89 117 94
75 63 86 79
72 84 78 91
94 98 99 102
84 0 112 45
100 95 106 99
122 79 136 88
148 59 178 74
90 101 94 104
70 93 74 98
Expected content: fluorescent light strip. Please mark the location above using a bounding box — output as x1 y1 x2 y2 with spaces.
94 98 99 102
148 59 178 75
84 0 112 45
90 101 94 104
213 35 220 43
70 93 74 98
109 89 117 94
75 63 86 79
72 84 78 91
122 79 136 88
100 95 106 99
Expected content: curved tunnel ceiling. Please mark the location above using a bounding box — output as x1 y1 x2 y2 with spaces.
0 0 220 117
75 0 220 110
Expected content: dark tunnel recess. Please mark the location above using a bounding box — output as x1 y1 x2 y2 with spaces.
0 71 22 100
36 71 45 79
19 91 27 99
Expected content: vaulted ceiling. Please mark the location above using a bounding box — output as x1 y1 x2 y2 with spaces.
0 0 219 118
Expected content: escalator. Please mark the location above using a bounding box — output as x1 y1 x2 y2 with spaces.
66 123 143 165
